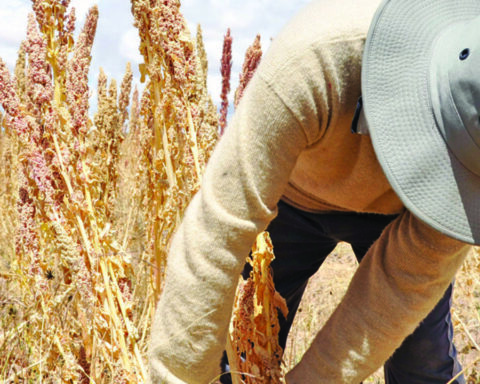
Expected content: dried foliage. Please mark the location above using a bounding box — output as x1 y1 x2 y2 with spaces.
0 0 216 382
219 28 233 135
234 35 262 108
131 0 218 303
0 1 150 381
228 232 288 384
196 25 208 90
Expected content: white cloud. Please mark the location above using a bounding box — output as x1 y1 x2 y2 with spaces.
0 7 29 44
0 47 22 69
207 73 223 106
0 3 30 68
219 8 257 30
119 28 142 64
204 39 223 69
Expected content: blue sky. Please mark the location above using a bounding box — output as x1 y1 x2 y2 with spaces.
0 0 310 112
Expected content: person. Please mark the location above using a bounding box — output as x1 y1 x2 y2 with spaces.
148 0 480 382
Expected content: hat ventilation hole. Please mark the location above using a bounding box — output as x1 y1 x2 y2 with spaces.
460 48 470 60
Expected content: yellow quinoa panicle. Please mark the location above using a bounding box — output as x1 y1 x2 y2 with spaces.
131 0 218 301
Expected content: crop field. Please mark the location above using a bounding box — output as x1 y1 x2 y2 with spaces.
0 1 478 383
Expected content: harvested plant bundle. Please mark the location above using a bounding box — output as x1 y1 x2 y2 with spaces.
228 232 288 384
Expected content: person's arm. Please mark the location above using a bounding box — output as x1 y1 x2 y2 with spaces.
286 210 470 384
148 60 327 383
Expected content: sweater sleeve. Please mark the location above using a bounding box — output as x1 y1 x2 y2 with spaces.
148 68 316 383
286 210 470 384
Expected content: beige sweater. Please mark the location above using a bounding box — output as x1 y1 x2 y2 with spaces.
148 0 470 383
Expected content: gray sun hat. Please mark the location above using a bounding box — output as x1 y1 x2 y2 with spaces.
362 0 480 245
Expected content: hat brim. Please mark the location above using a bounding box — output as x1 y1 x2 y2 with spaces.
362 0 480 244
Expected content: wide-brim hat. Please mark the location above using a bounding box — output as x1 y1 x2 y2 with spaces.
362 0 480 244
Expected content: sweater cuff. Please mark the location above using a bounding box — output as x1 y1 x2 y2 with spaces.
148 356 189 384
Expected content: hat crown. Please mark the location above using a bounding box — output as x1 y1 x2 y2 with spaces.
431 15 480 176
448 19 480 137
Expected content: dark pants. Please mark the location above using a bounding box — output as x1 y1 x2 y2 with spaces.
221 200 464 383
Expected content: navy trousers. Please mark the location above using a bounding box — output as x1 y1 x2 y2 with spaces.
221 200 464 383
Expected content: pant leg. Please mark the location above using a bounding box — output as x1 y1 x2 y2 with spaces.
265 200 339 349
383 284 465 384
331 213 464 384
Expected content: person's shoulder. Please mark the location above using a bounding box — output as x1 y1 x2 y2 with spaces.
259 0 382 84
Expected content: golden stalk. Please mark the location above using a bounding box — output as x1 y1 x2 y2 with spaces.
185 102 202 182
226 336 243 384
0 0 223 382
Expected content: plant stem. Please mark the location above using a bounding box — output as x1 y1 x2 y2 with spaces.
226 336 243 384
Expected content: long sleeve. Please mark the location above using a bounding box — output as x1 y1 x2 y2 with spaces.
148 70 315 384
286 211 470 383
